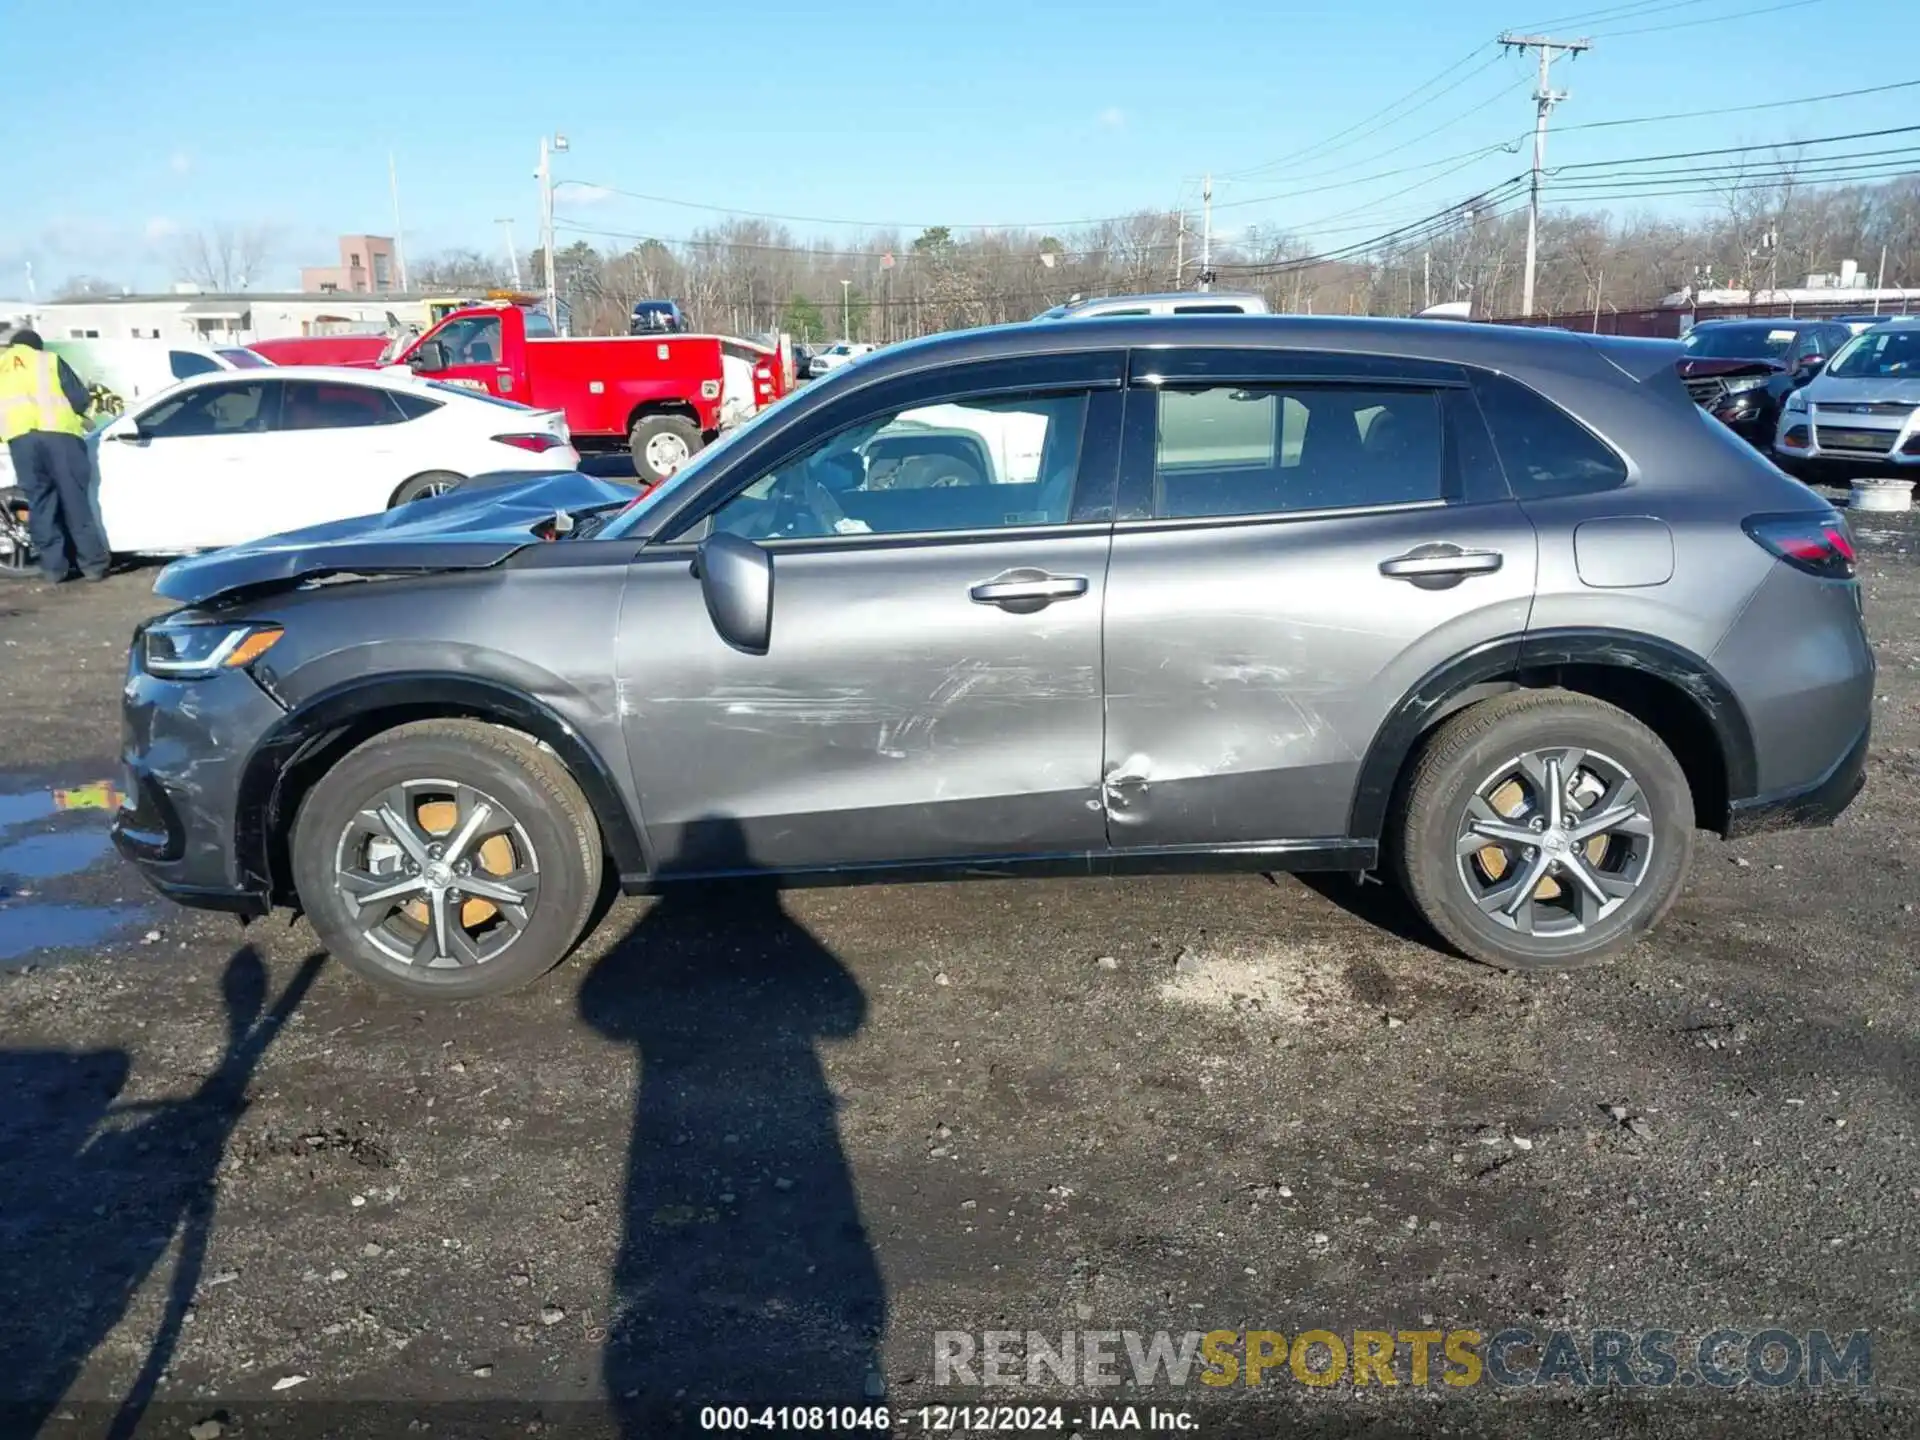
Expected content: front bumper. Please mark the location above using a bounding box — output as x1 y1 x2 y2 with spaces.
1725 722 1869 838
110 644 286 914
1774 401 1920 478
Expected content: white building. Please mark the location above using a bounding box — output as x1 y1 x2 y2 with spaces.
22 291 437 346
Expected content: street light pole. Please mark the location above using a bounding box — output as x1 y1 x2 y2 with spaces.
841 278 851 340
537 133 568 325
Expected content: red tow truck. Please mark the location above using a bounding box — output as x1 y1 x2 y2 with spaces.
252 296 789 483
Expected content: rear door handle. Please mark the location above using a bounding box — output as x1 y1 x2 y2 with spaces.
1379 546 1504 584
969 572 1089 609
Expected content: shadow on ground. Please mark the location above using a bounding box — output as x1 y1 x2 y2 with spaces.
0 946 323 1438
579 816 885 1434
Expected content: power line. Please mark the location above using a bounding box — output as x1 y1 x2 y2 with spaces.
1555 78 1920 133
1221 49 1509 180
1591 0 1825 37
1513 0 1731 31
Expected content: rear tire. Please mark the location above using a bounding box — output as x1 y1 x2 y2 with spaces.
1394 689 1694 971
291 720 603 1001
628 414 703 485
390 471 465 507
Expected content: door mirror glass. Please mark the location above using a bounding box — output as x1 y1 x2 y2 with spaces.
411 340 449 373
697 530 773 654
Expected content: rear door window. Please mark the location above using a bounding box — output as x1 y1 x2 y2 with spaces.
1471 371 1628 500
277 380 406 430
1150 384 1445 518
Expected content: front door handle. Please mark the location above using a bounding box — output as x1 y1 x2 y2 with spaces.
969 571 1089 611
1379 545 1504 588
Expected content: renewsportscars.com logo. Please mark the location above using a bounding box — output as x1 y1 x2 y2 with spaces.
932 1328 1872 1390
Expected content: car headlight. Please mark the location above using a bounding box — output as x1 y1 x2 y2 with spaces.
1784 390 1808 413
142 620 284 677
1723 375 1770 395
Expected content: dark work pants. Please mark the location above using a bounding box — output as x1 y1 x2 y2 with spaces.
7 431 110 580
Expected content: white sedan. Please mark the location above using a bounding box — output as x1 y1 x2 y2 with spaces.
88 367 579 556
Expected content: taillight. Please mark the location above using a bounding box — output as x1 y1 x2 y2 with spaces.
493 433 565 453
1743 511 1856 579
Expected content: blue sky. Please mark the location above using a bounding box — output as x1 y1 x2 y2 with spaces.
2 0 1913 296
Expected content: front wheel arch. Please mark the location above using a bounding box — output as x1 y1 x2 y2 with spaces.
237 675 649 906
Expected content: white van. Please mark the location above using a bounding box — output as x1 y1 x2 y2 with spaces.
1033 292 1270 320
43 339 270 423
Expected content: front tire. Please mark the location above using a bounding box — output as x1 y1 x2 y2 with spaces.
1394 689 1694 971
628 414 703 485
291 720 603 1000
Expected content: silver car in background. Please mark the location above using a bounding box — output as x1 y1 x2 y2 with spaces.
1774 317 1920 482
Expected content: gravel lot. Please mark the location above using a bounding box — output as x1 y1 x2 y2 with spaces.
1 504 1916 1439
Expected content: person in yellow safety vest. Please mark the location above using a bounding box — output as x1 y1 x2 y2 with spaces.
0 327 110 583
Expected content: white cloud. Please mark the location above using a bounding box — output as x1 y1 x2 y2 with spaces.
144 217 180 242
1097 107 1126 130
558 183 614 206
169 150 192 175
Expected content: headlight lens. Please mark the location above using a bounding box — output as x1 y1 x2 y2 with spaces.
1784 390 1808 413
142 621 283 677
1723 374 1770 395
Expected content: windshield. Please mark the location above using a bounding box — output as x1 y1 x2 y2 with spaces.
599 402 790 539
1827 327 1920 379
1682 324 1796 360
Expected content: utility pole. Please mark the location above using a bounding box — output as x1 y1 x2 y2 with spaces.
1423 251 1431 311
1200 173 1213 292
536 133 568 324
1174 209 1185 288
388 153 409 292
841 278 852 340
497 219 521 287
1500 32 1589 317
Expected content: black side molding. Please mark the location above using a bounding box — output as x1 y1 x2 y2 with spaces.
619 838 1376 895
1347 628 1760 842
233 673 649 901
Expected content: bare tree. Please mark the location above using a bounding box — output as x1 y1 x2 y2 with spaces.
54 275 125 301
170 226 280 292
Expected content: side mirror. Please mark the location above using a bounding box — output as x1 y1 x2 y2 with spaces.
411 340 449 373
695 530 772 655
1799 354 1826 376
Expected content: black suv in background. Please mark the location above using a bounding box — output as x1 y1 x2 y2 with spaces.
1677 319 1852 448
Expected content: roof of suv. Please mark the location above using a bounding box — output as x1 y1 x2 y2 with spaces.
841 313 1683 390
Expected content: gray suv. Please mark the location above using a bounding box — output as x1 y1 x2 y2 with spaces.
112 316 1874 1000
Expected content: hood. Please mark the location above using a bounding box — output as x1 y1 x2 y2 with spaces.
1676 356 1784 380
153 471 636 607
1802 372 1920 406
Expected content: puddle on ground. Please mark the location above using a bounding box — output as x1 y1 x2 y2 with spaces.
0 779 151 964
0 829 111 880
0 902 153 965
0 779 125 884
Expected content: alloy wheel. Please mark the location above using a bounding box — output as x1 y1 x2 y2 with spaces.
1455 747 1655 938
333 778 541 968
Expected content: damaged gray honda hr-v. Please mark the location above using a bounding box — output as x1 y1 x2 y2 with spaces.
113 315 1873 999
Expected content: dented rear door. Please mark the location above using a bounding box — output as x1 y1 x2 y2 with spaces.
1100 347 1537 850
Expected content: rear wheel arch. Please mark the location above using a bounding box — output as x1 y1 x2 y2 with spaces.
1350 630 1756 843
237 674 647 904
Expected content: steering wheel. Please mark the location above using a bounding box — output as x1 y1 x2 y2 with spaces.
768 468 854 537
